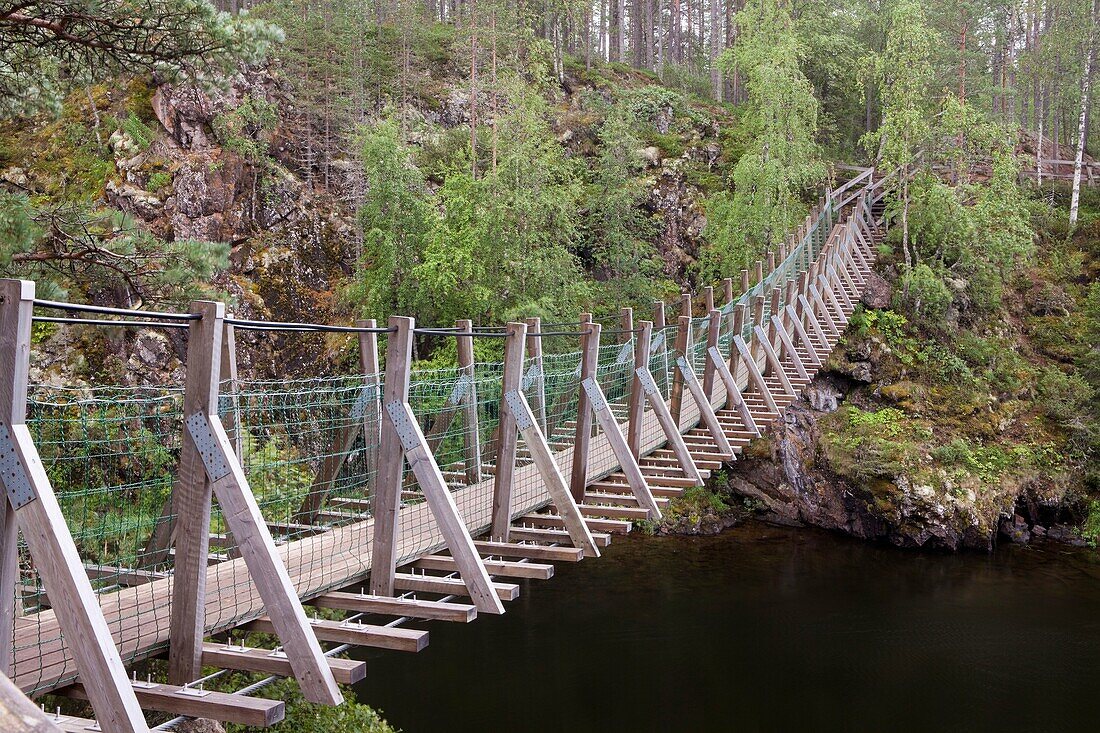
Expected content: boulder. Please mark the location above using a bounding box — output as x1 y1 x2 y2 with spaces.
860 271 892 309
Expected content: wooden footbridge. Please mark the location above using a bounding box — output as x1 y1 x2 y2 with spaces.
0 168 887 732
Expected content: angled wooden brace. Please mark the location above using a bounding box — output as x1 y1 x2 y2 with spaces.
502 389 600 557
673 357 734 459
752 325 797 398
818 273 850 325
785 304 823 368
732 335 779 414
184 412 343 704
706 348 760 438
383 401 506 614
808 282 842 336
580 378 662 520
797 294 832 350
1 669 62 732
634 367 705 484
0 279 149 732
831 260 861 309
770 316 810 382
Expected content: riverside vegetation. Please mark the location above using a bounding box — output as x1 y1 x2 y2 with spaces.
1 0 1099 727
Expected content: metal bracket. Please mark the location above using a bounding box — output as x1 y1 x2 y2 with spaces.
615 341 634 364
635 367 660 397
385 401 422 452
649 330 666 354
581 378 608 412
0 423 36 509
504 391 534 431
522 362 542 391
448 374 472 406
676 356 700 386
350 384 379 422
185 413 231 481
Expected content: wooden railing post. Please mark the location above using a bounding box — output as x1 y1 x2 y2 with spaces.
570 316 600 502
169 299 223 686
456 319 482 485
221 322 242 459
359 320 383 493
491 322 527 541
0 279 149 732
370 316 413 597
702 308 721 397
619 306 635 405
525 317 547 434
670 315 690 425
627 321 651 458
652 300 669 385
703 286 715 313
728 303 747 389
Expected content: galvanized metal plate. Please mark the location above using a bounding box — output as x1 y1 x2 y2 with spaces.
185 413 231 481
504 390 535 431
521 362 542 391
675 356 699 385
635 367 660 396
0 423 36 510
350 384 378 421
447 374 471 405
581 378 608 412
385 401 421 452
615 341 634 364
649 330 666 354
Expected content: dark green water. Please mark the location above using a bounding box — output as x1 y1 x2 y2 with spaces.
353 523 1100 732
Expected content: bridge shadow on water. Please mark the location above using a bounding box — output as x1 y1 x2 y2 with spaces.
353 522 1100 733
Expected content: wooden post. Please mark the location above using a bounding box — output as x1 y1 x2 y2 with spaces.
504 390 599 557
360 320 383 493
740 269 750 295
370 316 413 598
169 299 222 687
680 292 692 318
675 357 734 459
728 303 746 384
723 277 734 306
627 321 651 458
702 286 715 313
754 260 764 286
618 307 634 408
702 308 721 397
456 319 482 485
581 378 662 519
771 316 810 381
708 347 760 437
635 368 704 485
670 315 690 425
569 317 599 503
525 317 547 433
221 323 242 459
491 322 527 541
0 280 149 732
652 301 669 386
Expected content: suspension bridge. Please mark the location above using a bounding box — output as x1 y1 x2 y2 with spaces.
0 168 887 732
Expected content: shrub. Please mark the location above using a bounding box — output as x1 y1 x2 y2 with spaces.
896 263 952 320
120 112 154 150
147 171 171 193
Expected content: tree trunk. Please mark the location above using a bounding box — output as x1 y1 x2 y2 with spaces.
709 0 721 99
470 0 478 179
1070 0 1099 226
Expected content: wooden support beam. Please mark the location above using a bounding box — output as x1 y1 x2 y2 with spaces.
702 309 721 396
785 305 822 367
472 540 584 562
0 669 61 732
414 555 554 580
491 322 527 541
309 592 476 622
707 347 760 437
504 389 599 558
169 299 221 687
371 316 412 598
570 316 600 503
83 564 167 587
455 320 482 485
244 617 428 653
771 316 810 381
393 573 519 601
66 682 283 728
635 367 704 484
1 294 151 730
189 412 343 704
674 357 734 459
732 335 779 414
806 285 840 336
525 317 547 433
202 643 367 684
817 274 849 326
581 377 662 519
752 325 797 397
385 400 506 615
627 321 650 459
507 526 613 547
519 513 633 535
670 315 690 425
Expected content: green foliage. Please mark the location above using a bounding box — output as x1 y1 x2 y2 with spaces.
225 680 395 733
895 263 952 320
120 112 155 150
0 192 228 306
147 171 172 193
0 0 281 117
1083 501 1100 548
213 95 279 162
821 405 918 482
848 308 909 344
701 0 823 280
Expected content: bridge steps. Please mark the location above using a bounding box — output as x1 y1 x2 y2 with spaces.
64 681 286 728
518 513 634 534
202 642 368 684
244 617 429 653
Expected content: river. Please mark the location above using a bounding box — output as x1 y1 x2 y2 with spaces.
353 522 1100 732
